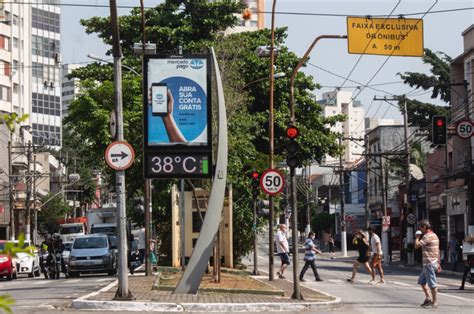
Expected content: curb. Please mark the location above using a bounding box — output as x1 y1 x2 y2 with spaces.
72 277 342 312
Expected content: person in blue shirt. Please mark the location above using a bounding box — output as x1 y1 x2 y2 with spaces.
299 232 323 282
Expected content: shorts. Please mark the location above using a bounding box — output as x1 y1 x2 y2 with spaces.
278 253 290 265
418 263 438 289
357 256 370 263
371 253 383 266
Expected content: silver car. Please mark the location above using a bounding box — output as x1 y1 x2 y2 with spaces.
68 234 117 277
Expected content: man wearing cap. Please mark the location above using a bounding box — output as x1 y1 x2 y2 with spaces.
415 219 440 309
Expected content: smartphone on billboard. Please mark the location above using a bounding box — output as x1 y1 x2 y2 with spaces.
151 83 168 116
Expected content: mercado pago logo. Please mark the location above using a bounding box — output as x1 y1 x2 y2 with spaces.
148 76 207 145
166 59 204 70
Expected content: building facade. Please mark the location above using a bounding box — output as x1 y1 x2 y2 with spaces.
31 1 61 147
318 90 365 164
225 0 265 35
61 63 80 118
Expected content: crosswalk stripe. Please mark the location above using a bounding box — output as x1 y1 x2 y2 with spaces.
95 278 113 282
32 280 49 285
328 279 345 283
392 281 413 287
68 279 82 283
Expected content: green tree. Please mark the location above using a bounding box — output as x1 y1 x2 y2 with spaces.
398 49 451 130
65 1 345 263
37 193 71 236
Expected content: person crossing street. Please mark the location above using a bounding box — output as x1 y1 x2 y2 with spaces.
368 226 385 284
299 232 323 282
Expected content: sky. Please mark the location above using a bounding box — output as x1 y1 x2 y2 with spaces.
61 0 474 122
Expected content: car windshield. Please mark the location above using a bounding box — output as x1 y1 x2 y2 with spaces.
73 237 107 249
91 227 116 235
60 226 84 234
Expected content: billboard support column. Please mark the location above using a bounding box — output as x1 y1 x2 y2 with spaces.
174 48 227 294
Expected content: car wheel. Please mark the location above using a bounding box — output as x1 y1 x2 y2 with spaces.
34 267 41 277
69 271 78 278
6 273 12 281
13 268 17 280
28 266 35 278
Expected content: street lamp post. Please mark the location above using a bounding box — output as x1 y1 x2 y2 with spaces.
288 34 347 299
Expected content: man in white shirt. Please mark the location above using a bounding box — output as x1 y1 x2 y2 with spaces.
368 226 385 284
275 224 290 279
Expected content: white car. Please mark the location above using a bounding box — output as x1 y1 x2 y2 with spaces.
13 240 41 278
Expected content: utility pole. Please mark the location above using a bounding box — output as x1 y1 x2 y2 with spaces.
305 165 311 235
109 0 131 299
8 138 14 240
33 154 37 245
25 142 32 241
462 80 474 227
339 137 347 257
364 134 370 229
252 195 259 275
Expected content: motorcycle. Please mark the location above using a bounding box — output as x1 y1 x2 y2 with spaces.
49 252 62 280
39 250 50 279
466 254 474 285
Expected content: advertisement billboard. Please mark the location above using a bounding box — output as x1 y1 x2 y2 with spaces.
144 55 211 147
144 55 212 178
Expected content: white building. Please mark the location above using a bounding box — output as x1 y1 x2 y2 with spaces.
318 90 365 164
30 1 62 147
61 63 81 117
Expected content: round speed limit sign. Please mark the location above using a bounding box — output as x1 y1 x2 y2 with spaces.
456 120 473 139
260 169 285 196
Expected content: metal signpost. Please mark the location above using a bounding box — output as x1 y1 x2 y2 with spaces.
347 17 424 57
143 55 212 179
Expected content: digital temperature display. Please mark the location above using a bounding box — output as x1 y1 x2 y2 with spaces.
144 152 212 178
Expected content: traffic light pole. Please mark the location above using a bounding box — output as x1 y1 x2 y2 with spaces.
338 137 347 258
290 167 301 299
252 196 259 276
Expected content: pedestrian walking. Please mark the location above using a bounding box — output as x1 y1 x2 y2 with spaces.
299 232 323 282
328 234 336 259
368 226 385 284
448 235 458 271
275 224 290 279
347 229 375 283
415 219 440 308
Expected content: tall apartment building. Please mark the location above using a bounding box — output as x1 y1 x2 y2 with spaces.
61 63 81 117
31 1 61 147
318 90 365 164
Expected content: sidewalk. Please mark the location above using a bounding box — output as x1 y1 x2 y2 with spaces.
72 269 342 312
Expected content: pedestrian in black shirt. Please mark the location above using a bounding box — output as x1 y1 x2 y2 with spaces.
347 229 375 283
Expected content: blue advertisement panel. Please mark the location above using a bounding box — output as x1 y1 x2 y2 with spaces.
145 56 210 147
144 55 212 179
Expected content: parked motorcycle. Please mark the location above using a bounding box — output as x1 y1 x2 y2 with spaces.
466 254 474 285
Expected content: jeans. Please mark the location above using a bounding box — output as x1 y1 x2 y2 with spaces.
299 259 321 280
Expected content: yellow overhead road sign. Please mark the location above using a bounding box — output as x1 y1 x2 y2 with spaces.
347 17 424 57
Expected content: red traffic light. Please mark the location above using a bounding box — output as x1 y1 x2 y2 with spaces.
436 119 444 127
251 171 259 180
286 126 299 139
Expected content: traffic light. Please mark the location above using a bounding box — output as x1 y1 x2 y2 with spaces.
133 196 144 213
258 200 270 218
432 115 447 145
250 170 260 198
286 125 300 168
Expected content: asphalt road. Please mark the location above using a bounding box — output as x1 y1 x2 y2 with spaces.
247 236 474 314
0 272 116 313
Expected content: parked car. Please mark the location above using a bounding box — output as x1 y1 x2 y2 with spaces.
11 240 41 278
62 241 73 264
68 234 117 277
0 241 17 280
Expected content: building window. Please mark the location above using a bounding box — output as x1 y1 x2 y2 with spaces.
4 61 11 76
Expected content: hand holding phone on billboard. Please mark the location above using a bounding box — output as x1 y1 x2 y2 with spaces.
148 85 186 142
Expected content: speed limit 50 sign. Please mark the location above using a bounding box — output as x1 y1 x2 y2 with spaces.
260 169 285 196
456 120 473 139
